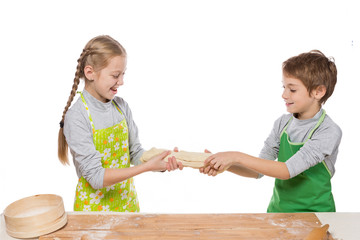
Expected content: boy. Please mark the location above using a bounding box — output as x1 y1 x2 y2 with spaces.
201 50 341 212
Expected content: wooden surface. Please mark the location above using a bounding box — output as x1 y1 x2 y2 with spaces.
39 212 333 239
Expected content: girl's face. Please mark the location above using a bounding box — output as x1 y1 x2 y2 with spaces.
85 56 127 103
282 75 321 120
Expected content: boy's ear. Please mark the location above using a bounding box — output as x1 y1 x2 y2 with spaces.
84 65 96 81
313 85 326 101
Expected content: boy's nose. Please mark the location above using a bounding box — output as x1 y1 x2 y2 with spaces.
282 90 288 99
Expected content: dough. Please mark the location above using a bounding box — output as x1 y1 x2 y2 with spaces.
140 147 212 169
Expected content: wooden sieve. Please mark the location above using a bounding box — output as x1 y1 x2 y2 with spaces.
3 194 67 238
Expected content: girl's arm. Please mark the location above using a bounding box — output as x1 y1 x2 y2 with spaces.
204 151 290 180
103 151 182 187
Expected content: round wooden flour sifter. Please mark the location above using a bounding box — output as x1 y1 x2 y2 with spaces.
3 194 67 238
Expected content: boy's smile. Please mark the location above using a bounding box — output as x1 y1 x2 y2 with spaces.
282 75 322 120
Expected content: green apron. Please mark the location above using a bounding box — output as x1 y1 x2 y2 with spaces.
267 110 335 213
74 92 140 212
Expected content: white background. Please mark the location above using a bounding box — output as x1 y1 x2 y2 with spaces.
1 0 359 213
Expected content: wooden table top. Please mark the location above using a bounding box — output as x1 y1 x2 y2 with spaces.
39 212 333 239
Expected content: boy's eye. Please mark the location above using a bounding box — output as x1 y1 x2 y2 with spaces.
290 89 296 93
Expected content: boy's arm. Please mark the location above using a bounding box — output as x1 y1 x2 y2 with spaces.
201 163 260 178
234 115 285 178
205 151 290 180
227 164 260 178
201 116 288 178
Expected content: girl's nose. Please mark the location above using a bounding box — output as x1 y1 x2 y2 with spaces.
117 77 124 86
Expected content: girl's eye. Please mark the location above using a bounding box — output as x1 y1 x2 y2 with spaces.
113 72 125 78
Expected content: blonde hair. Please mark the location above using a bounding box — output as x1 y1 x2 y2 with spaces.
58 35 127 165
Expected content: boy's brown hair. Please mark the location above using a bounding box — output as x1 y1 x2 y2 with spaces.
282 50 337 104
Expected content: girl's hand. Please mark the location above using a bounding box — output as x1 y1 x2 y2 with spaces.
145 150 171 172
166 146 183 171
146 148 184 172
166 156 184 171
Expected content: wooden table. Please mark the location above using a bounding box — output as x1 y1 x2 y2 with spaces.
36 212 332 239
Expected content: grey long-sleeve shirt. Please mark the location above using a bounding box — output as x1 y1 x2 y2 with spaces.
259 109 342 178
64 90 145 189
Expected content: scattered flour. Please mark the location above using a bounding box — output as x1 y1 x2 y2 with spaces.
91 215 129 229
268 219 287 227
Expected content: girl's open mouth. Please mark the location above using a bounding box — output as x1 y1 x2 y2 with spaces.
110 87 117 94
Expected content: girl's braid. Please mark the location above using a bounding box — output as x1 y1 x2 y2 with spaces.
59 48 90 126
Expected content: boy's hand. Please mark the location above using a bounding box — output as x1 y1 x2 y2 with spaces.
200 165 218 176
205 152 237 172
199 149 219 176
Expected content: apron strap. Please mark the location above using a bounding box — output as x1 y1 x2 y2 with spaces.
111 101 124 117
306 110 332 177
280 117 293 139
305 110 326 141
280 109 326 142
77 91 125 133
78 91 96 133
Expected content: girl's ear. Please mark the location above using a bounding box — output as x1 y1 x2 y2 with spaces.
313 85 326 101
84 65 95 81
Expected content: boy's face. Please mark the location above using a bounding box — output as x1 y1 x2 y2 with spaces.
282 75 320 120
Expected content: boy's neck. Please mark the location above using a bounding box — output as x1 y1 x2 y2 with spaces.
294 106 322 120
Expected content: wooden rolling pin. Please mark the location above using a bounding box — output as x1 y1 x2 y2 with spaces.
140 147 212 169
304 224 330 240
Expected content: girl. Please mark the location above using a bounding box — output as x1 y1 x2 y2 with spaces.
58 35 183 212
